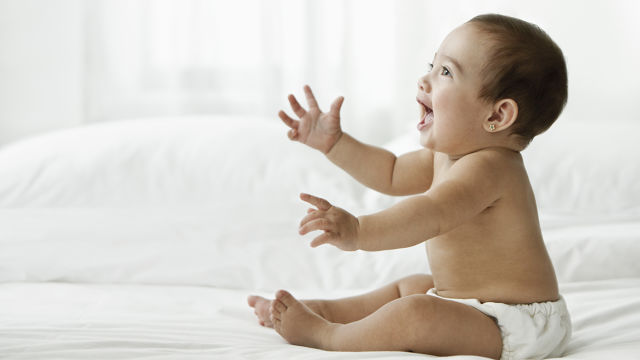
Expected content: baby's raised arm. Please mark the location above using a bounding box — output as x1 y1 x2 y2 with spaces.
327 134 434 196
279 85 434 196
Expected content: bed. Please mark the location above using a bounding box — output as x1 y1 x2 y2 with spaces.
1 116 639 359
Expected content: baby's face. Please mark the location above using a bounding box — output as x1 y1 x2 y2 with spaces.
416 23 494 156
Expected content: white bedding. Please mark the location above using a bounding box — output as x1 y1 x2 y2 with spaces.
1 116 639 359
1 279 639 359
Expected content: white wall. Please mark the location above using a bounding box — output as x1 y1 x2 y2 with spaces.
0 0 84 146
1 0 639 147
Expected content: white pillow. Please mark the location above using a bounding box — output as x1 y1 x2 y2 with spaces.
523 119 640 216
0 206 429 291
0 116 364 209
544 219 640 282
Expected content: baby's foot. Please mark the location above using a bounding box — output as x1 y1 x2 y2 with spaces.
247 295 274 328
270 290 334 350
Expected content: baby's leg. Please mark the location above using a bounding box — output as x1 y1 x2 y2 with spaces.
248 273 433 326
317 273 434 324
271 290 502 359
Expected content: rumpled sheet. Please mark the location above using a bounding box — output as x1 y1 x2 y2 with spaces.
1 279 639 359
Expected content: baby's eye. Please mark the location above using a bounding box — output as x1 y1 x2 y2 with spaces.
440 66 451 77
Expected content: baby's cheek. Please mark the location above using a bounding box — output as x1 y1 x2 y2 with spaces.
433 96 452 129
433 93 454 121
442 92 465 114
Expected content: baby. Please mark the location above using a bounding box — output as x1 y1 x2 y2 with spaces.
248 14 571 360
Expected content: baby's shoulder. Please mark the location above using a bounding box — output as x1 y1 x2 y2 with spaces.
432 148 527 189
475 148 531 191
448 148 527 185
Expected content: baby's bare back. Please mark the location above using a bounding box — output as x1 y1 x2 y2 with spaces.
426 150 559 304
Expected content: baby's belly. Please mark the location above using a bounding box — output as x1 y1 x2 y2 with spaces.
426 236 559 304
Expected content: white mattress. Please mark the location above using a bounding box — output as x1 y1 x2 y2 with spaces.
0 279 639 359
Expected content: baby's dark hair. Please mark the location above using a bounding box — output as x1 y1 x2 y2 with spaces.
468 14 567 147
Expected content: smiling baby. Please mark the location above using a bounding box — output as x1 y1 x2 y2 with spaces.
248 14 571 360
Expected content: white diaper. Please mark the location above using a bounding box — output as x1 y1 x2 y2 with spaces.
426 288 572 360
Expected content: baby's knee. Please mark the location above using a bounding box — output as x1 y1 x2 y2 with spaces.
394 295 438 322
384 295 439 347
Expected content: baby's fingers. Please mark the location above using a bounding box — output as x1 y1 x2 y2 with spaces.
304 85 320 111
287 128 298 141
310 232 333 248
288 94 307 118
300 193 332 211
278 110 299 130
299 218 334 235
329 96 344 116
299 210 323 228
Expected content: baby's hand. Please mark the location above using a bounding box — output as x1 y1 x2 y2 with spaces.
278 85 345 154
298 193 360 251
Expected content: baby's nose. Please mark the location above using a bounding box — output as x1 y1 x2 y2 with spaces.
417 77 430 92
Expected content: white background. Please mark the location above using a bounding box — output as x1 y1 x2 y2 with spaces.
1 0 639 147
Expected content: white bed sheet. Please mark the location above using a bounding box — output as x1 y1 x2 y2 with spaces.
1 279 640 359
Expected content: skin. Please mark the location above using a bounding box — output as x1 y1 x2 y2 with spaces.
247 23 559 359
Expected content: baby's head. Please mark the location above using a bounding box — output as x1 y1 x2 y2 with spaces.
417 14 567 154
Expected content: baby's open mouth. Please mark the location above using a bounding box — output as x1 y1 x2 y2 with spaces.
416 98 434 131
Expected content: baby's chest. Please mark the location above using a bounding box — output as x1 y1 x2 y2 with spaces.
429 202 511 251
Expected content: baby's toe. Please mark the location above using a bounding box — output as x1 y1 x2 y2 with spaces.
273 299 287 313
273 317 282 332
270 300 287 321
270 301 282 320
275 290 296 307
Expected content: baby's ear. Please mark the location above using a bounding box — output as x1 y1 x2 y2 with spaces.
485 99 518 133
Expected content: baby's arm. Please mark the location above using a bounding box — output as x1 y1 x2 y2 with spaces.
279 85 434 196
358 152 504 251
299 151 504 251
327 134 434 196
